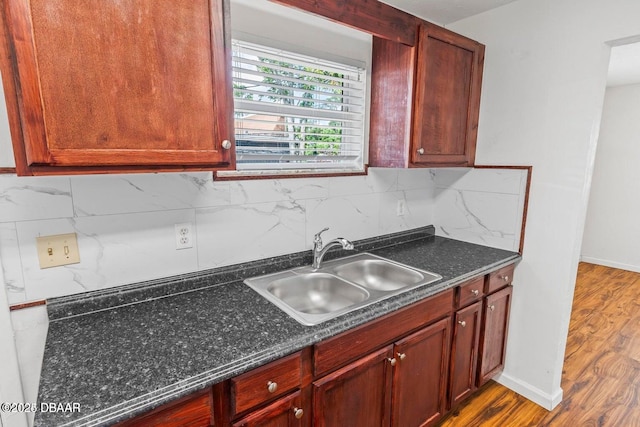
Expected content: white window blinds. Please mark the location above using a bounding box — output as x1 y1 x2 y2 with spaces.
231 39 366 174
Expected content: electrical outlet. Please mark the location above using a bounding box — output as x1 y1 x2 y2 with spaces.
175 223 193 250
36 233 80 269
397 199 406 216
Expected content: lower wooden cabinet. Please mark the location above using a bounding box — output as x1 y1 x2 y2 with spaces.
477 285 513 386
448 301 482 408
313 346 394 427
391 317 451 427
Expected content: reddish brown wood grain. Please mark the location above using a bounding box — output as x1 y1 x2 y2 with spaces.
232 390 306 427
477 286 512 387
269 0 417 46
115 389 213 427
313 346 394 427
8 299 46 311
485 264 514 294
411 22 484 167
0 0 31 175
231 352 302 416
392 317 451 427
456 276 485 309
313 289 454 376
368 37 415 168
1 0 234 173
449 301 482 409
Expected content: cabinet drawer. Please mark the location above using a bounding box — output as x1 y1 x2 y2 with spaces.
232 390 304 427
485 264 515 294
231 351 302 415
115 389 212 427
456 276 484 308
314 288 454 376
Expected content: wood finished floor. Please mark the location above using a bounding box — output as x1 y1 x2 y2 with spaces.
438 262 640 427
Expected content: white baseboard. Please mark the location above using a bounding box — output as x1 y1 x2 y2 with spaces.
579 256 640 273
494 372 563 410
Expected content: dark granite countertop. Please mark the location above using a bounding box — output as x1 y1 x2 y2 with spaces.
34 227 520 427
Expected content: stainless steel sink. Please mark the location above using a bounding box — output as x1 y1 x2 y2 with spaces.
328 258 427 291
245 253 442 326
267 273 369 314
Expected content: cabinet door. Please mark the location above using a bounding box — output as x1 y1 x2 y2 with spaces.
477 286 513 386
232 391 306 427
313 346 394 427
2 0 234 173
391 317 451 427
411 23 484 167
449 301 482 408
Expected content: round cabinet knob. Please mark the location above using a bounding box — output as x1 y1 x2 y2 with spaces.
267 381 278 393
471 289 480 296
417 147 425 155
489 304 495 312
458 320 467 327
397 352 406 361
388 357 397 367
501 275 510 282
293 407 304 419
221 139 232 150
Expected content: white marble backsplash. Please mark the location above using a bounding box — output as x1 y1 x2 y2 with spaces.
0 169 437 302
433 168 528 252
0 167 528 303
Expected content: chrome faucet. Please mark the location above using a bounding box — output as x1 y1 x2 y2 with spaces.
312 227 354 270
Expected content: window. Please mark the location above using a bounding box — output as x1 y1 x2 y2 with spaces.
230 39 366 176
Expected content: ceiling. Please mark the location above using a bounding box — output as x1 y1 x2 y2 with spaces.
379 0 520 25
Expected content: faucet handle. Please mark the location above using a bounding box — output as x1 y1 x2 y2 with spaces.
314 227 330 243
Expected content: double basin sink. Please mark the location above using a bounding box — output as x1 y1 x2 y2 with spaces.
245 252 442 326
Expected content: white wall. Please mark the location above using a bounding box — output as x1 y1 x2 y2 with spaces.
581 84 640 272
0 265 28 427
449 0 640 410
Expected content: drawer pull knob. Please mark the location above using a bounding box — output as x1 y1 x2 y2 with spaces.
471 289 479 296
221 139 232 150
489 304 495 312
501 275 509 282
293 407 304 419
458 320 466 327
397 352 406 361
267 381 278 393
388 357 397 367
417 147 425 155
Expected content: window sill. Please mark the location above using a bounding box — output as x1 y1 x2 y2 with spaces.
214 167 368 181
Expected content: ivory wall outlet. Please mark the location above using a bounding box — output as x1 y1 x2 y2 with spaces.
36 233 80 269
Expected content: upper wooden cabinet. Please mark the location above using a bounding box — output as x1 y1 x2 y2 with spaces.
411 23 484 167
369 22 484 168
0 0 235 175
